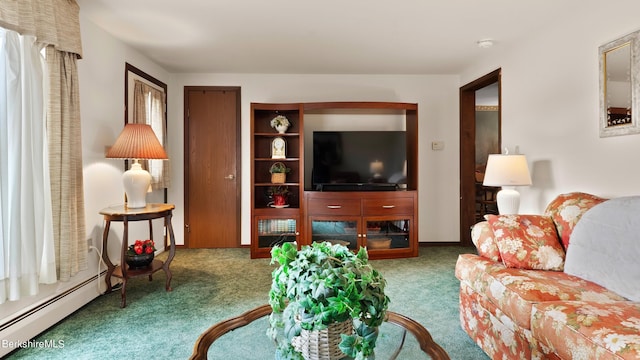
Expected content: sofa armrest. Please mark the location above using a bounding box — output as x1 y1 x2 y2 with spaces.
471 221 501 262
543 192 607 250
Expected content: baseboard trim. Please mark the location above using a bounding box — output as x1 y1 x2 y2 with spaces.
419 241 465 247
0 270 107 357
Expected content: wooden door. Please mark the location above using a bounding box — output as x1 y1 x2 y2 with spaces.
185 87 241 248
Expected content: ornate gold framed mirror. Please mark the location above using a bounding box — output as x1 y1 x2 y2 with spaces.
599 30 640 137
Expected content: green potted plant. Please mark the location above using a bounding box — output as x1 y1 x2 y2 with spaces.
267 242 390 360
270 162 291 184
267 185 290 207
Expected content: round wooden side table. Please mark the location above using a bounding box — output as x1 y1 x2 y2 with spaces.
100 203 176 308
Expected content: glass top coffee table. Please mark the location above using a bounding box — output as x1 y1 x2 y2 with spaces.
190 304 450 360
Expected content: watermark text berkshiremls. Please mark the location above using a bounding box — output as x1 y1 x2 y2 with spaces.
2 339 65 349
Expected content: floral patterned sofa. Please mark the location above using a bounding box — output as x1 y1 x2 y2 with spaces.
455 192 640 359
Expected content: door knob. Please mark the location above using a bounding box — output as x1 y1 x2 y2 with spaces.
224 174 235 180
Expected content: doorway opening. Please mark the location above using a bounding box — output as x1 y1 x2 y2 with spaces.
459 69 501 246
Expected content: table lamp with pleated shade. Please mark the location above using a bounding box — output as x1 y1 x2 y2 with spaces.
106 124 168 208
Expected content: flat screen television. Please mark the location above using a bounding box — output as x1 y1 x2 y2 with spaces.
311 131 406 191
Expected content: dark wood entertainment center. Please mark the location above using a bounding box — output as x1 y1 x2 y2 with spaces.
250 101 418 259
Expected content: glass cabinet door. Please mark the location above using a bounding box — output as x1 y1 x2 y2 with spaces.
309 218 360 250
364 218 410 250
256 218 298 250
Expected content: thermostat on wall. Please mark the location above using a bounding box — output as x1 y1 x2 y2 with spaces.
432 141 445 150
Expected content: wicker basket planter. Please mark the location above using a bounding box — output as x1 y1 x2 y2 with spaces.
271 172 286 184
292 320 353 360
269 243 389 360
270 162 288 184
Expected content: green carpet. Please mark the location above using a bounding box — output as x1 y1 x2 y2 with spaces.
6 246 488 359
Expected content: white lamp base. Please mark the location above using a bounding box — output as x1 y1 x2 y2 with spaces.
122 160 151 208
496 186 521 214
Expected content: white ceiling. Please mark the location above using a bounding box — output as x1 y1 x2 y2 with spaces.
77 0 594 75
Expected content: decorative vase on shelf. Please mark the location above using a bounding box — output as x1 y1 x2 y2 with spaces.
270 115 290 134
126 252 154 269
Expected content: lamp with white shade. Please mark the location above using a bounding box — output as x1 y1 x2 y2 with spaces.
369 160 384 178
106 124 168 208
482 154 532 214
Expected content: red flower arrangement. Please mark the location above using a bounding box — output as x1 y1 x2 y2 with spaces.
127 239 156 256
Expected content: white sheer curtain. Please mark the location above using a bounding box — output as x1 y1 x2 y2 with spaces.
0 28 57 304
0 0 83 302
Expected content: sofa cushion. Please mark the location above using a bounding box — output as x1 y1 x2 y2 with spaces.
456 254 626 330
543 192 607 250
531 301 640 360
565 196 640 302
487 215 565 271
471 221 501 262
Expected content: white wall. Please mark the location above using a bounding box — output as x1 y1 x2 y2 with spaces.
3 18 460 346
89 5 640 251
8 1 640 350
0 14 175 354
461 5 640 213
168 74 460 246
79 16 175 261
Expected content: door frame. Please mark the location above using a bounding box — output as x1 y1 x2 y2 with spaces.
183 86 242 248
459 69 501 246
